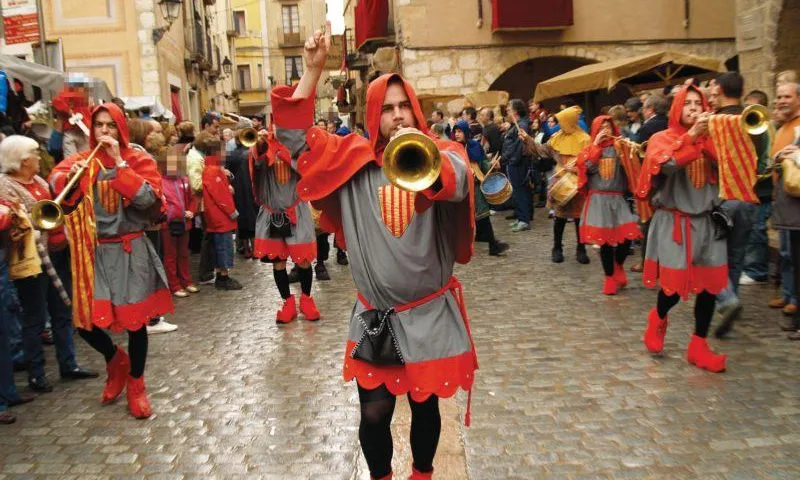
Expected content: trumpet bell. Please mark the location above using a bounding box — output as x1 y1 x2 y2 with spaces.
741 104 770 136
30 199 65 231
238 128 258 148
382 131 441 192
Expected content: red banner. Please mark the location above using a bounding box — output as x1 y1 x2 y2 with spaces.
491 0 573 32
354 0 389 51
3 12 38 45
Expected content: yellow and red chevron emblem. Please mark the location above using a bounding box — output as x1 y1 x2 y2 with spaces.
378 185 415 238
708 114 759 202
686 157 708 189
273 160 291 185
96 180 119 214
599 157 616 181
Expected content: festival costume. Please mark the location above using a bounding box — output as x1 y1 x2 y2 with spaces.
50 103 173 416
577 116 643 293
636 86 728 372
272 74 477 478
523 107 591 263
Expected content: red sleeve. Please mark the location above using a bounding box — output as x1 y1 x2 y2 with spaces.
204 170 236 217
48 154 86 207
271 85 315 130
418 141 469 203
109 167 146 199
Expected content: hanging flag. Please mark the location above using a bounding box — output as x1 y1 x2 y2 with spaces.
708 114 759 203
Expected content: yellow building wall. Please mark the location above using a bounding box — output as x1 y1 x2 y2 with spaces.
233 0 269 98
45 0 142 97
397 0 735 48
156 10 190 114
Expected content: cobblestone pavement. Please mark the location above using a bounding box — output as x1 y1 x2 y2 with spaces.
2 214 799 479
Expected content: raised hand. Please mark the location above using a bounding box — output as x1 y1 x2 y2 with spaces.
303 20 331 72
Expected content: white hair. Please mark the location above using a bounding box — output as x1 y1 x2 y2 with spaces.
0 135 39 173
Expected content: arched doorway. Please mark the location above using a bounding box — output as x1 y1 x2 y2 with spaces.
489 56 632 119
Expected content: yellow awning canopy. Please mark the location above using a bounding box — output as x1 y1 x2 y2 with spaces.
533 50 725 102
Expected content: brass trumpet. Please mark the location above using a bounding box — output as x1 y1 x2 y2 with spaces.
30 143 102 230
740 103 771 136
237 127 258 148
382 130 441 192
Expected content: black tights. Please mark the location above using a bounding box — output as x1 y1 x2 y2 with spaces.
78 326 148 378
656 290 716 338
553 217 582 249
358 385 441 478
599 241 631 276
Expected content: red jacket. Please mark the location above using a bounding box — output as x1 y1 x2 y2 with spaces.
202 163 238 233
161 175 197 230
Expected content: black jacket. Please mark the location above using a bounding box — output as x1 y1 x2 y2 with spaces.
501 118 531 167
226 144 257 235
635 114 668 146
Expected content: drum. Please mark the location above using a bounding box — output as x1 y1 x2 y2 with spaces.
480 172 513 206
548 172 578 207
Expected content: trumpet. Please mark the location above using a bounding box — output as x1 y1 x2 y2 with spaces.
382 130 441 192
237 127 258 148
30 143 102 230
740 104 771 136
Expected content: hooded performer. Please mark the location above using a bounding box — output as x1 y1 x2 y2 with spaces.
271 24 477 480
637 84 728 373
521 106 592 264
50 103 173 418
249 123 320 323
576 116 643 295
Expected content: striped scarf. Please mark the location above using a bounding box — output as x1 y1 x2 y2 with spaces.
0 174 71 307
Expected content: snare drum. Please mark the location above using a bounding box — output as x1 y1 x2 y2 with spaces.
548 173 578 207
480 172 513 206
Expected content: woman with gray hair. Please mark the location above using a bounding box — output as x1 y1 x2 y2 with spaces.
0 135 98 392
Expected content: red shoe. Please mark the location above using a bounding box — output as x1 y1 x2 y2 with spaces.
686 335 727 373
409 466 433 480
276 295 297 324
300 294 321 321
643 308 668 354
126 375 152 419
101 346 130 404
602 276 619 295
613 263 628 287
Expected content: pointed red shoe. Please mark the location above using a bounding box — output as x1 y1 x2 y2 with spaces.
686 335 727 373
101 346 130 405
276 295 298 324
299 294 320 321
643 308 668 353
126 375 152 419
613 263 628 287
602 276 619 295
409 466 433 480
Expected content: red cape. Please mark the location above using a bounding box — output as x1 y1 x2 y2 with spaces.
273 74 475 264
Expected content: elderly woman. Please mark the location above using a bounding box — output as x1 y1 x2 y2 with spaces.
0 135 97 393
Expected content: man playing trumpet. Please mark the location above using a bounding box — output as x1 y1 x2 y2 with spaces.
271 22 477 480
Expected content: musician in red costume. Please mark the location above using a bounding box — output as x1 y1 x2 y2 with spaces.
637 85 728 373
50 103 173 418
271 24 477 480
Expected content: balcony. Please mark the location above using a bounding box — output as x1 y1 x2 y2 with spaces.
277 27 306 48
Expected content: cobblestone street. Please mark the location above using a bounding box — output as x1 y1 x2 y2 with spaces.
2 214 799 479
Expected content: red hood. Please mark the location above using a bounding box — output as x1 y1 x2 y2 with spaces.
667 84 710 134
366 73 431 157
589 115 619 148
89 103 130 149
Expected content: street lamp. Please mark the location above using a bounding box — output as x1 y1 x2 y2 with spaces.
152 0 183 44
222 57 232 76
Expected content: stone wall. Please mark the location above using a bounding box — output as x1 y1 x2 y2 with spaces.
400 41 737 96
135 0 160 97
735 0 784 95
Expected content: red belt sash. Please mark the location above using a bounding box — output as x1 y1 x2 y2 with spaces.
98 231 145 253
587 189 623 196
663 208 696 298
357 276 477 426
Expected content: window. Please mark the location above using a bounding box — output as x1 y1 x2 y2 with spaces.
282 5 299 34
257 64 264 89
238 65 252 91
233 11 246 36
284 56 303 85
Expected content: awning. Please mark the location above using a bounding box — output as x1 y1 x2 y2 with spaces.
533 50 725 102
119 96 175 121
0 54 114 103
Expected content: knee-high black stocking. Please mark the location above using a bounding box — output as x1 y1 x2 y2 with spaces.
553 217 567 250
358 385 396 479
128 326 148 378
298 266 313 296
615 240 631 265
657 290 680 319
600 245 615 276
273 268 291 299
77 327 116 362
694 291 716 338
409 394 441 473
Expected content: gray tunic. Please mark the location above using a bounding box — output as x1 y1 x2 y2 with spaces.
581 146 640 245
276 124 474 395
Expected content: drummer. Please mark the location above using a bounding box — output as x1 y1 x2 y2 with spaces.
520 106 592 264
453 120 509 256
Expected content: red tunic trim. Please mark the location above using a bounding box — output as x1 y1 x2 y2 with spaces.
581 222 642 246
253 238 317 264
93 288 174 333
343 341 476 403
642 259 728 299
